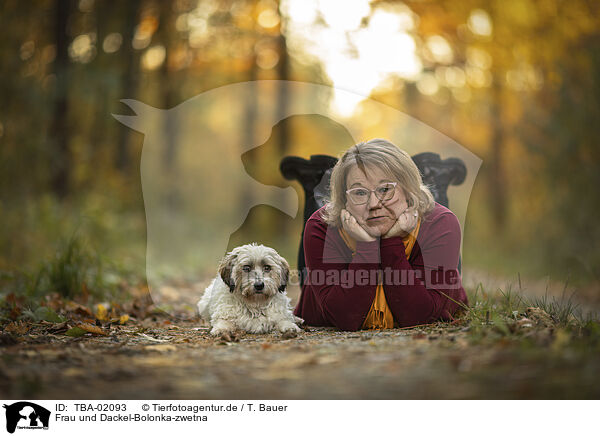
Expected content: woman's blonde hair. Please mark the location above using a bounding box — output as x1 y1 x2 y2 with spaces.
322 138 435 227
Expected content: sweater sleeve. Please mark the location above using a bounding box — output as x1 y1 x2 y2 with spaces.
379 211 467 327
303 217 380 331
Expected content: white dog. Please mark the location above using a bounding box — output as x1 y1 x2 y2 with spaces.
197 243 303 340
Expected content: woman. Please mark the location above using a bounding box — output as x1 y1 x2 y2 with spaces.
294 139 468 331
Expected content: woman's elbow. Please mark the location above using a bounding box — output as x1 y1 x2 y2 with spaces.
319 297 364 332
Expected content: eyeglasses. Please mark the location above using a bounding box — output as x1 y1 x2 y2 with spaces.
346 182 398 205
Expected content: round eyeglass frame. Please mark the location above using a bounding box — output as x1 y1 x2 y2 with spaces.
345 182 398 205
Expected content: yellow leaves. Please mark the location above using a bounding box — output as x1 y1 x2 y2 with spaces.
95 303 108 321
66 323 108 337
95 304 129 325
77 323 108 336
62 305 128 337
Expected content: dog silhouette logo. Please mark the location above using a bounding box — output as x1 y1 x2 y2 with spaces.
3 402 50 433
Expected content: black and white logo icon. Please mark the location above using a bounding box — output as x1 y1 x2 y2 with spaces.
3 402 50 434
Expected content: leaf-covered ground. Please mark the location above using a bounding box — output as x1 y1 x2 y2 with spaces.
1 282 600 400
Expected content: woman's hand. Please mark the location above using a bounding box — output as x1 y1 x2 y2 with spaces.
341 209 376 242
383 207 419 239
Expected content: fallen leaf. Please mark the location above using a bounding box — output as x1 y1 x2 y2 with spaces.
77 323 108 336
42 321 69 333
65 301 93 317
65 327 87 337
95 304 109 321
4 321 29 335
526 307 554 327
34 306 65 323
516 318 534 329
8 306 22 320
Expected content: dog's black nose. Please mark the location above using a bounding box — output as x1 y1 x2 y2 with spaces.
254 282 264 291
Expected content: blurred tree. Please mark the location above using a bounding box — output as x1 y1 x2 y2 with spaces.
89 0 112 157
50 0 74 198
367 0 599 279
2 0 599 282
527 32 600 281
275 0 289 155
488 76 506 229
116 0 142 172
158 0 179 170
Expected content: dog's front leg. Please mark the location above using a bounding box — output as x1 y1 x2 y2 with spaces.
210 319 239 342
276 320 301 338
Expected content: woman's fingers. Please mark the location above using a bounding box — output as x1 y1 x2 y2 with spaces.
341 210 351 232
401 207 418 232
348 215 362 232
342 210 361 229
341 210 375 241
384 207 418 239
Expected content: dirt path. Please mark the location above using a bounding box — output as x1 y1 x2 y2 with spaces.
1 319 595 400
1 282 599 400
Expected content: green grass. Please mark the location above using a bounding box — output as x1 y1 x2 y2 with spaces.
0 193 147 278
469 280 596 324
457 280 600 350
0 234 141 323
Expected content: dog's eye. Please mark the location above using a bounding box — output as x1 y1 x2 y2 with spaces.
242 265 251 272
263 265 271 272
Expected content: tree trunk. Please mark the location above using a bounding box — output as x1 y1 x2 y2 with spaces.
90 0 114 176
159 1 178 171
115 0 141 172
50 0 72 198
241 54 259 214
489 76 507 230
275 2 292 236
275 0 290 155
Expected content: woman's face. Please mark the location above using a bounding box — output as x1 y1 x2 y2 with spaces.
345 165 408 237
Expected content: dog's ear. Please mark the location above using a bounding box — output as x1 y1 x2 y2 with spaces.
218 251 238 292
277 255 290 293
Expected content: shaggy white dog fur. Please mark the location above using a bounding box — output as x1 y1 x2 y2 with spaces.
197 243 303 340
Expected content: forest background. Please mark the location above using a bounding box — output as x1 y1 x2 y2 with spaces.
1 0 599 300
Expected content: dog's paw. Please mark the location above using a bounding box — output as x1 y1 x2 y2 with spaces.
210 326 239 343
218 331 239 343
280 330 298 340
279 323 301 339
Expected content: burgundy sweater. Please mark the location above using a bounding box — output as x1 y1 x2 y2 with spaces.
294 203 468 331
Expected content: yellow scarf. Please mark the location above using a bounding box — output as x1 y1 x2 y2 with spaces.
339 220 421 330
